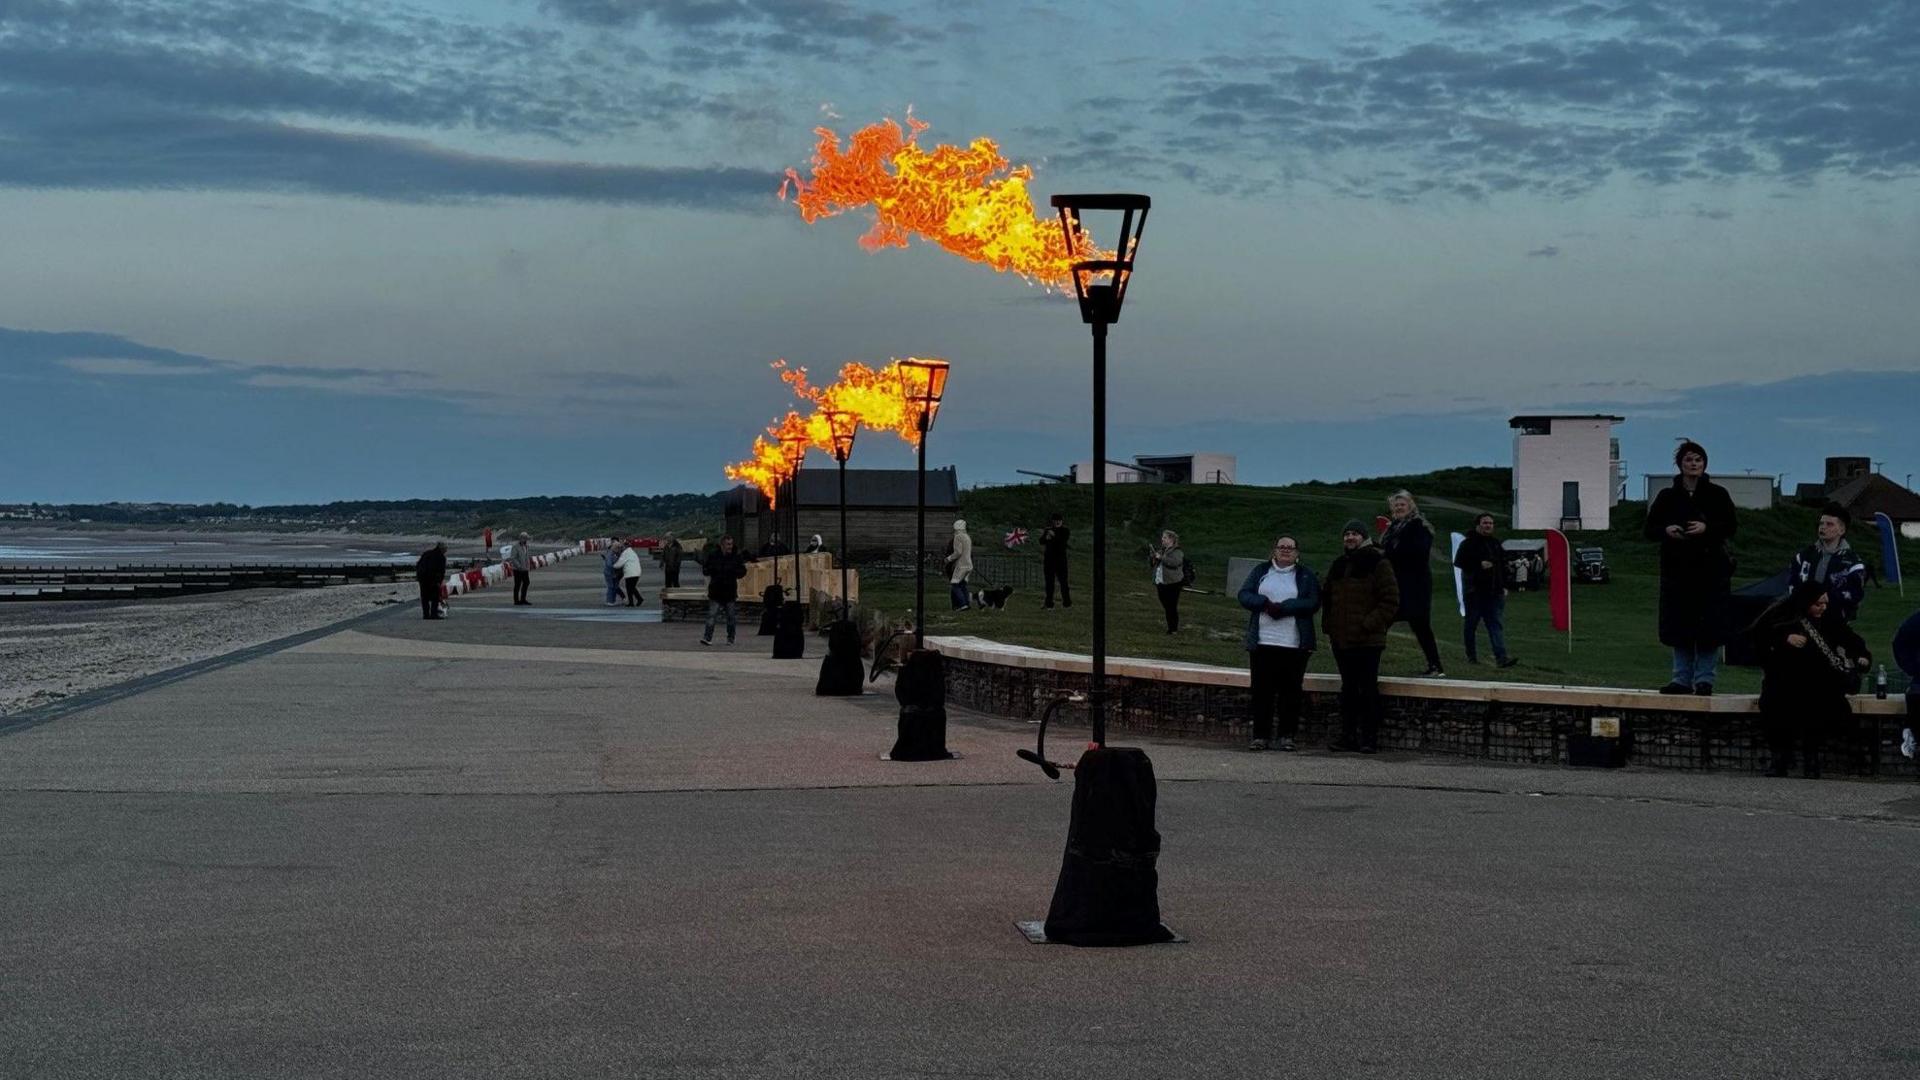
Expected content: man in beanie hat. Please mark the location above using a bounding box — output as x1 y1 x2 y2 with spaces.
1322 520 1399 752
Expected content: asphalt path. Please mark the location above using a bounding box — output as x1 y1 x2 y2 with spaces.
3 559 1916 1079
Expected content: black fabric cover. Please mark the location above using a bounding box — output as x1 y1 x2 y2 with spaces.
889 649 950 760
1043 747 1175 947
815 619 865 696
757 585 783 636
772 601 806 659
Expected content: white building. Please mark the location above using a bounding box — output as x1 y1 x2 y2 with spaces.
1643 473 1775 510
1510 415 1625 531
1070 453 1236 485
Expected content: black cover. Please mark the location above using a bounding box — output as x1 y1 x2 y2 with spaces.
1042 747 1176 947
889 649 951 760
1723 570 1791 666
772 601 807 659
815 619 865 696
757 585 783 636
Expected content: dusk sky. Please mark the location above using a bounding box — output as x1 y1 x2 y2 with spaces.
4 0 1917 503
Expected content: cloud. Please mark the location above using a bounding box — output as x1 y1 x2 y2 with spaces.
540 0 913 55
1526 245 1560 257
62 356 222 377
1106 0 1920 200
0 0 784 204
0 93 779 207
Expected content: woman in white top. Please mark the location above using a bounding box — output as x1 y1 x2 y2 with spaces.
1235 535 1322 751
946 519 974 610
614 542 646 607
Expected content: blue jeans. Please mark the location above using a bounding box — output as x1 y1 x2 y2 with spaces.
1672 644 1718 687
603 567 620 604
951 581 970 610
1463 593 1507 662
703 600 737 642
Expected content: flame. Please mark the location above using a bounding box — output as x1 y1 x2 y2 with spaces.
781 112 1105 290
723 358 951 502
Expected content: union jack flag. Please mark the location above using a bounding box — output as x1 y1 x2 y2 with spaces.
1003 527 1029 548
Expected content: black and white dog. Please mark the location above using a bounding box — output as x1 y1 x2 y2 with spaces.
971 584 1015 610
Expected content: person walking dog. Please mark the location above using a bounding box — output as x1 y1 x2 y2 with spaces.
1322 520 1399 753
947 519 974 610
1238 535 1319 751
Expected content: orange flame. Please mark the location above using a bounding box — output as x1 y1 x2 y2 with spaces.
781 112 1104 290
723 358 951 502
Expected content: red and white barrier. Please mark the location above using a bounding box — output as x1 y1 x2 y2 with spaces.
439 538 614 602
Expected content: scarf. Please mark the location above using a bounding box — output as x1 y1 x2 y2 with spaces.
1799 618 1852 675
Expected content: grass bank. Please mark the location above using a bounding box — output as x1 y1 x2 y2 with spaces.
858 469 1919 694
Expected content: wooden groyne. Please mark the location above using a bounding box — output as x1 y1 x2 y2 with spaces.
0 562 416 601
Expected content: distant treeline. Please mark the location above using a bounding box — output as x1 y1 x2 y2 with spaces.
15 493 729 540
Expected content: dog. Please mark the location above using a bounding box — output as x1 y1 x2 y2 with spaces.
971 584 1015 610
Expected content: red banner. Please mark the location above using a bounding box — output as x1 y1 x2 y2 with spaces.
1546 529 1572 634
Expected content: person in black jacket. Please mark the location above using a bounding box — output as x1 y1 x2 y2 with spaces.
1751 581 1872 778
1380 490 1445 676
414 541 447 620
1040 512 1072 609
1453 513 1517 668
700 535 750 646
1644 440 1738 695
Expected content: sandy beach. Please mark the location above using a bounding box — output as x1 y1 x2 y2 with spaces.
0 581 409 716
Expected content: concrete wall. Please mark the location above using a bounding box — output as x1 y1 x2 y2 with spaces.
1513 419 1616 531
1187 453 1237 484
1071 461 1142 484
933 636 1915 779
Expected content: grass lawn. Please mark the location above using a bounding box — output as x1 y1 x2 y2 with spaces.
859 469 1920 695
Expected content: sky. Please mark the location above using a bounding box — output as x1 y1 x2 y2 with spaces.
2 0 1917 503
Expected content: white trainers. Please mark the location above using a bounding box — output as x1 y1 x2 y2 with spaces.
1901 728 1915 760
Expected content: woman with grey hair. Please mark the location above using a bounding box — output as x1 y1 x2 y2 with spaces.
1380 490 1445 677
1150 529 1188 633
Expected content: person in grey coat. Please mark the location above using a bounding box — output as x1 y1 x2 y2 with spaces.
510 531 533 605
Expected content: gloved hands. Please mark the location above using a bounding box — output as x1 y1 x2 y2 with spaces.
1263 601 1287 618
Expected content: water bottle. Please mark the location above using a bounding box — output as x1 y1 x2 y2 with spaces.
1875 664 1889 700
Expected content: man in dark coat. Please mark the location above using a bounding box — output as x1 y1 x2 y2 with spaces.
1040 512 1072 609
1322 520 1400 753
662 533 684 589
414 542 448 620
700 535 749 646
1644 440 1738 695
1453 513 1517 667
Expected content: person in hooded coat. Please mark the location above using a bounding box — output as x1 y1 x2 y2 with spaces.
1322 519 1400 753
614 541 646 607
1644 441 1738 695
1751 580 1872 778
415 541 447 620
946 519 974 610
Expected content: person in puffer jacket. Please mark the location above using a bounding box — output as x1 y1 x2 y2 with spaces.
1321 519 1399 753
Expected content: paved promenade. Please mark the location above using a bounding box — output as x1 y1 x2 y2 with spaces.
3 559 1917 1078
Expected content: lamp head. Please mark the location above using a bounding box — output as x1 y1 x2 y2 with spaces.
1049 193 1150 326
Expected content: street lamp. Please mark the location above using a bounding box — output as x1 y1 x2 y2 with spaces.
828 409 858 622
816 409 867 697
773 429 807 660
1024 192 1172 947
900 358 949 651
888 357 953 760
